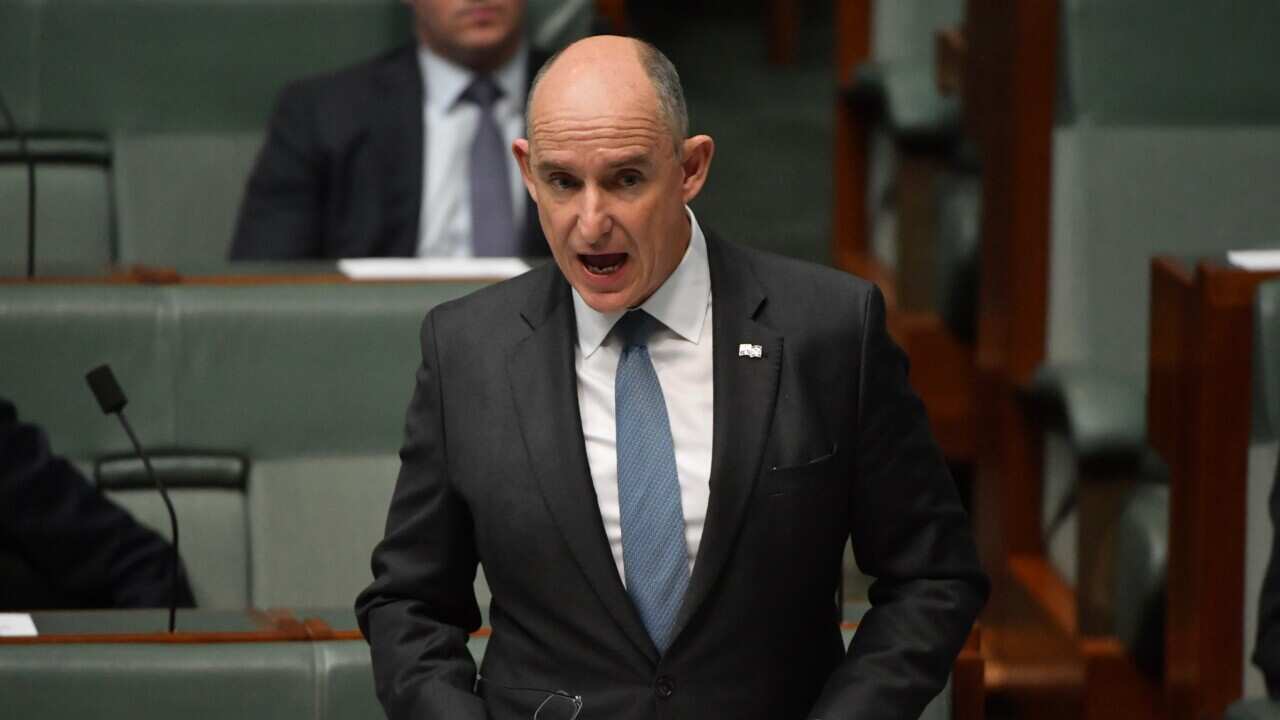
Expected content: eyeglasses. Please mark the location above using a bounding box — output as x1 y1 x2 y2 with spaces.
476 674 584 720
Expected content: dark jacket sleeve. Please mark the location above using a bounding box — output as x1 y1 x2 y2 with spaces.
1254 461 1280 697
0 397 195 610
229 82 325 260
355 312 486 720
809 287 989 720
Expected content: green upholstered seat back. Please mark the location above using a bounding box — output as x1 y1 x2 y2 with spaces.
248 454 398 609
112 132 263 266
0 0 42 131
107 485 251 609
12 1 410 134
0 286 174 457
1058 0 1280 126
0 139 113 276
166 283 482 458
0 281 489 609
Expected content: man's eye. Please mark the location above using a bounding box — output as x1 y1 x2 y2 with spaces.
618 172 643 188
548 175 578 190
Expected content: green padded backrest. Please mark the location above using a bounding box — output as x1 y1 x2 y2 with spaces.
0 281 485 457
112 132 262 266
1060 0 1280 126
168 282 483 458
0 139 113 276
0 285 175 458
0 642 318 720
109 487 250 609
0 0 42 129
31 0 410 133
248 454 398 608
6 0 591 135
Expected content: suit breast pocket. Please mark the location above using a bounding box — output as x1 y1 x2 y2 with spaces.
761 445 842 497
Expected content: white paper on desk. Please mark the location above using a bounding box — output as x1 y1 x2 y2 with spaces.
1228 250 1280 270
0 613 38 637
338 257 532 281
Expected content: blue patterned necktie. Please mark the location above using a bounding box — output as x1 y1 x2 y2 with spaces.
461 75 517 257
614 310 690 654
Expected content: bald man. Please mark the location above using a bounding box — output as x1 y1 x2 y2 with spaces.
357 37 987 720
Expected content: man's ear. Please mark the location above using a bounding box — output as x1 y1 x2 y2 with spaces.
512 138 537 200
679 135 715 204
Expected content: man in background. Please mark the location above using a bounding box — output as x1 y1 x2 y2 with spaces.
230 0 548 259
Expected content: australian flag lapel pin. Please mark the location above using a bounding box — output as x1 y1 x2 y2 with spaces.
738 343 763 359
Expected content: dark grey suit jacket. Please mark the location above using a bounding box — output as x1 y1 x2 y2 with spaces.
229 44 547 260
356 233 989 720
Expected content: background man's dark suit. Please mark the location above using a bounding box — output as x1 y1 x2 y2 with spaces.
356 232 989 720
230 45 547 260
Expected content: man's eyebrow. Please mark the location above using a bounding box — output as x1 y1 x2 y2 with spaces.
532 159 573 175
605 153 654 169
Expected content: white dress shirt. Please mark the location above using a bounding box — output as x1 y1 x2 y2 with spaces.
415 46 528 258
572 207 714 583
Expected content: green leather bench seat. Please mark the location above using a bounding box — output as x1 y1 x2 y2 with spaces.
0 281 488 610
0 640 388 720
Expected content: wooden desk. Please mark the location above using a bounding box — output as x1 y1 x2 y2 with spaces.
1148 256 1280 720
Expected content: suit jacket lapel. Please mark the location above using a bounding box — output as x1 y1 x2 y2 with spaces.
672 234 783 642
507 268 659 664
372 45 424 257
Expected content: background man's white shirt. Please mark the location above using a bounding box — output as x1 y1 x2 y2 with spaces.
416 46 528 257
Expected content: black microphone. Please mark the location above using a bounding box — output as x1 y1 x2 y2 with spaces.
0 90 37 279
86 364 180 633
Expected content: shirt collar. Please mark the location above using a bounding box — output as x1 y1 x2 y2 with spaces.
418 43 527 111
572 207 711 358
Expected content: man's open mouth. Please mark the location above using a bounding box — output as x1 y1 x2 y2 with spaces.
580 253 628 276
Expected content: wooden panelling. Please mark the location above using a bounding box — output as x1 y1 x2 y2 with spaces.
1148 258 1280 720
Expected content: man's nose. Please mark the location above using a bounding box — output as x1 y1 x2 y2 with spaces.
576 187 613 242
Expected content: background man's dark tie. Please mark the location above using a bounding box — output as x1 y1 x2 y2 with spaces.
462 75 518 257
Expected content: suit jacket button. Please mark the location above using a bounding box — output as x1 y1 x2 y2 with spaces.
655 676 676 699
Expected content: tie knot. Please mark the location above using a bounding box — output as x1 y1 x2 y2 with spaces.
614 310 660 349
461 75 503 108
